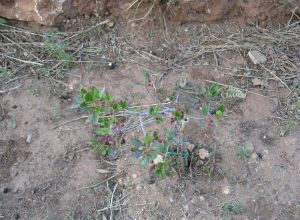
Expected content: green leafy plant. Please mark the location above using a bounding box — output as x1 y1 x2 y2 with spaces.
222 202 244 218
207 84 220 98
236 144 250 160
149 104 163 123
73 87 128 136
89 139 111 156
130 129 193 178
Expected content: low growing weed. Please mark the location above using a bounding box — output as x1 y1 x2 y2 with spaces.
73 83 226 179
222 202 244 218
236 144 251 160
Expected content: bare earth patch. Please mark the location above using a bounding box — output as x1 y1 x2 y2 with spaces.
1 9 300 220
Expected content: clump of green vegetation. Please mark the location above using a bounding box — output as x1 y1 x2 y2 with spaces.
131 129 191 178
73 87 128 136
222 202 244 218
89 139 111 156
236 144 251 160
0 68 10 78
73 84 225 179
44 33 73 68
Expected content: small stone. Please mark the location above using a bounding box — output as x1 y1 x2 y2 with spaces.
199 196 205 201
153 154 163 165
106 19 115 28
248 50 267 64
198 148 209 160
187 143 195 152
131 173 138 179
26 134 32 144
250 152 258 160
85 14 90 19
222 185 231 195
136 185 142 191
183 204 189 211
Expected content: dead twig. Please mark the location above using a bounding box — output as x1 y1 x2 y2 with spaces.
0 84 23 94
77 171 123 190
53 116 88 130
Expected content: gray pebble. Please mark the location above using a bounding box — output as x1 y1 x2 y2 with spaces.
26 134 32 144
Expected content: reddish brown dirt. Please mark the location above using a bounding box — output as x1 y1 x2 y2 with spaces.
1 6 300 220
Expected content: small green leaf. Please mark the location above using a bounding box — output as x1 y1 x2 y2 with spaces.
10 117 16 129
216 110 223 117
173 111 184 121
216 105 225 117
201 105 209 116
90 86 100 100
131 138 143 147
155 161 169 178
99 88 106 98
144 133 152 146
143 72 150 86
149 107 155 115
153 131 159 140
72 96 82 109
208 84 219 97
84 92 94 102
155 116 163 124
96 127 111 135
80 87 88 95
112 103 119 111
97 147 109 156
154 104 160 112
88 112 99 124
0 18 7 25
120 99 128 109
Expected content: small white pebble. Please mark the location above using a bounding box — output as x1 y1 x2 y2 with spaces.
26 134 32 144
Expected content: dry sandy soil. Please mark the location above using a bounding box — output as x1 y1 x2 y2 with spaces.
1 4 300 220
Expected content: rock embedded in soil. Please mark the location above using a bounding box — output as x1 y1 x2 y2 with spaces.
26 134 32 144
248 50 267 64
222 185 231 195
198 148 209 160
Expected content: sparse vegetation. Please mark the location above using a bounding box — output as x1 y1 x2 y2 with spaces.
236 144 251 160
73 84 223 178
222 202 244 218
